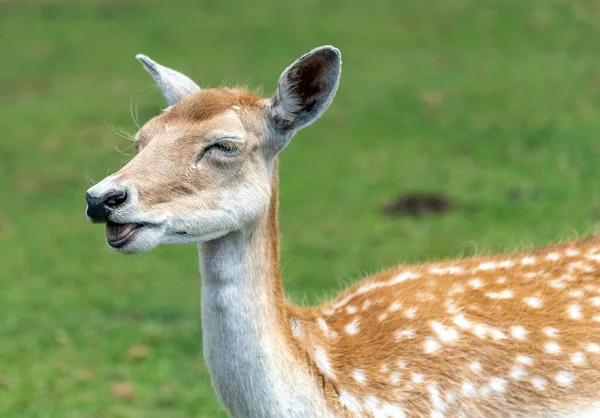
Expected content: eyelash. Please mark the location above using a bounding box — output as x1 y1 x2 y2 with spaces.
197 140 240 162
206 141 239 153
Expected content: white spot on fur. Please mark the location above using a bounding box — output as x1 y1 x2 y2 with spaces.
389 372 401 385
313 346 335 380
453 314 472 330
555 371 574 387
346 305 357 314
566 248 580 257
450 284 465 294
347 272 421 303
516 355 534 366
546 252 560 261
521 257 536 265
424 338 441 354
549 279 567 289
338 389 362 412
570 261 595 273
571 352 586 365
377 313 388 322
543 327 559 338
569 289 584 299
545 341 561 355
531 377 547 390
587 253 600 262
591 297 600 306
469 362 482 374
345 317 360 335
390 271 420 283
490 328 507 341
395 329 416 341
510 365 527 380
461 381 476 396
404 307 417 319
469 278 484 289
499 260 515 268
430 321 459 343
411 373 424 384
495 277 507 284
352 369 367 384
523 296 543 309
389 301 402 312
568 303 583 320
427 382 446 417
489 377 508 392
317 318 329 335
364 395 407 418
478 262 497 271
485 289 514 299
474 324 488 339
510 325 528 340
448 266 464 274
586 343 600 354
376 401 407 418
429 267 446 275
362 299 372 310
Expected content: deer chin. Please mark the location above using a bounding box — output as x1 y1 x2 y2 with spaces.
104 221 163 253
106 221 143 248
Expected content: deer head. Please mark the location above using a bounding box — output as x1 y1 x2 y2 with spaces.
85 46 341 252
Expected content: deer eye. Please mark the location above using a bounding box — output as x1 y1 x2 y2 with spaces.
197 140 241 162
206 141 240 153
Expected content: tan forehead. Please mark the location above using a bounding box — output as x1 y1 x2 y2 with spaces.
137 88 265 145
167 88 264 121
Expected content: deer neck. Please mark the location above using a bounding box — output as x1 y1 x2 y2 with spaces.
197 161 334 417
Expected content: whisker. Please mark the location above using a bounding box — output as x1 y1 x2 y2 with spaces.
130 89 141 130
83 161 96 186
104 121 136 142
113 141 136 157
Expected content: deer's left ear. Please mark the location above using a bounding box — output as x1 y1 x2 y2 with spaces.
135 54 201 106
269 46 342 135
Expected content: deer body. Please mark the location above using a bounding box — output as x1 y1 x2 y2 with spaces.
85 47 600 417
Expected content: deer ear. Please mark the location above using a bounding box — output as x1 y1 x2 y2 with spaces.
135 54 200 106
270 46 341 134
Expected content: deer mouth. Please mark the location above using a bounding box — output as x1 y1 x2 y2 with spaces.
106 221 143 248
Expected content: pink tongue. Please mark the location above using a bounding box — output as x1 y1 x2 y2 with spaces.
106 222 136 242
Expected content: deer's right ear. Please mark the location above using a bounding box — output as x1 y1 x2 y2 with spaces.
269 46 342 137
135 54 200 106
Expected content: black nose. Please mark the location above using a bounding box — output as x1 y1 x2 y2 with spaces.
85 190 128 222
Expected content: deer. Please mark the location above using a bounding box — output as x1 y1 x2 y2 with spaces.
85 45 600 417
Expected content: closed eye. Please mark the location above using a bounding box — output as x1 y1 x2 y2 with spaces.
205 141 240 153
197 139 242 162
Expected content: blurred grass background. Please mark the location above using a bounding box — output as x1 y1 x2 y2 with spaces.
2 0 600 416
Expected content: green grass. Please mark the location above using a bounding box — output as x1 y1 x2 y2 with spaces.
2 0 600 415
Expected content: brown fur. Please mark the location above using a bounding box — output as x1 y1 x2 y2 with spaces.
165 88 264 124
287 237 600 416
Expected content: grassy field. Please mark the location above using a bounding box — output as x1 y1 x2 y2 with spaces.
2 0 600 416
